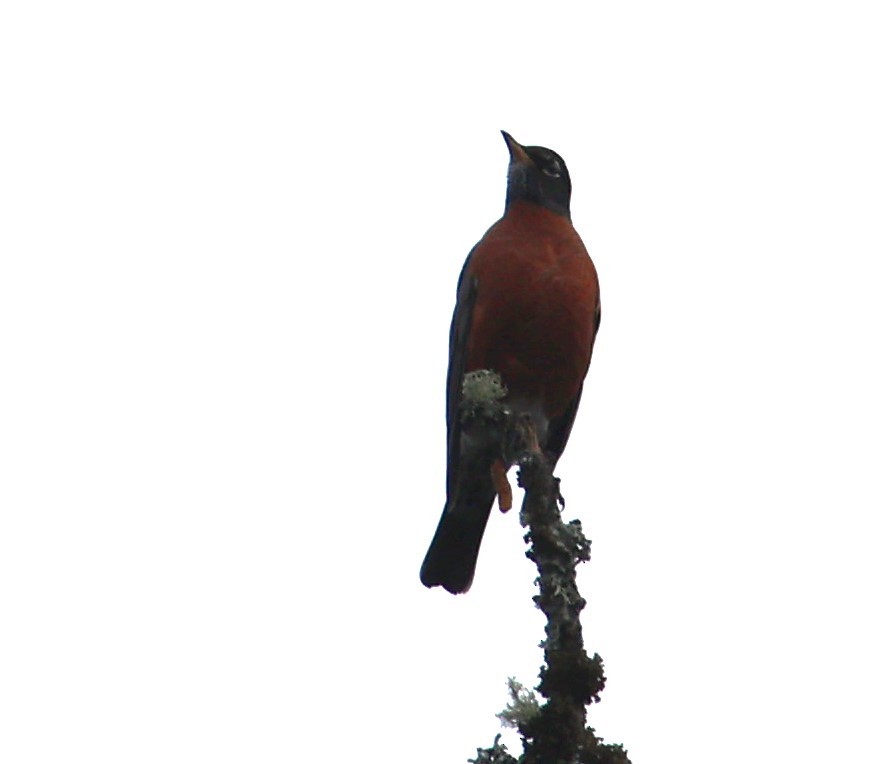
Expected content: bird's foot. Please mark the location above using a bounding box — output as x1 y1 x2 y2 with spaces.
504 413 542 464
508 413 548 493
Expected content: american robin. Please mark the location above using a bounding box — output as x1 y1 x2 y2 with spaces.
420 131 601 594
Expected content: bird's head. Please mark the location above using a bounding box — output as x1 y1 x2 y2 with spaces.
502 131 572 219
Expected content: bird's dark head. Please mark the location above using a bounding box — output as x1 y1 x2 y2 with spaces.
502 131 572 219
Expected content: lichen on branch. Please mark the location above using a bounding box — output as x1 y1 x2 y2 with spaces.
465 370 630 764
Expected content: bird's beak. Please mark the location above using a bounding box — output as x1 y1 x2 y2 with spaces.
501 131 531 165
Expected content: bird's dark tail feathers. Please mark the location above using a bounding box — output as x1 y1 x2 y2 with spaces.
420 491 495 594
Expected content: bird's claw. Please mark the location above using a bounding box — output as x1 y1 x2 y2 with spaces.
555 477 565 510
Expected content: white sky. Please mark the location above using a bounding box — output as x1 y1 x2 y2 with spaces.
2 2 884 762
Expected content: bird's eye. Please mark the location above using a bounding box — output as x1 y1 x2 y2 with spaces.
542 162 561 178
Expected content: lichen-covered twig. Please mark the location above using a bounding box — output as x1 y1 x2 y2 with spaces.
516 448 628 764
464 371 629 764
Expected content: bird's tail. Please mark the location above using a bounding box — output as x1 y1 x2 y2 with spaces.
420 489 495 594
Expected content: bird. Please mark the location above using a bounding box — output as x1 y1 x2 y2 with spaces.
420 131 601 594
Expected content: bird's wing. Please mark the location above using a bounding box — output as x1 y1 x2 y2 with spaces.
445 247 479 498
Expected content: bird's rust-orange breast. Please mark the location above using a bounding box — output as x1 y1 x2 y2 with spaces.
464 201 599 419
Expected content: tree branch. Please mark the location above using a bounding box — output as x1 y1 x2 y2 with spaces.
462 371 630 764
515 447 628 764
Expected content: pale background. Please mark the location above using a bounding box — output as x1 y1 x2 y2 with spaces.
2 2 884 762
